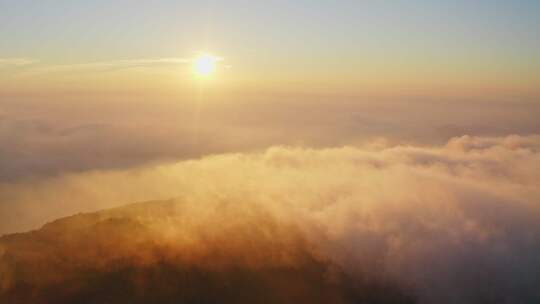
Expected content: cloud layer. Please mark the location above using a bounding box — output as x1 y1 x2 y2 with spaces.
1 134 539 303
0 58 36 67
1 98 539 182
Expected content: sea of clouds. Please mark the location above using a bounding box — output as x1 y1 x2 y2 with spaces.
1 134 539 302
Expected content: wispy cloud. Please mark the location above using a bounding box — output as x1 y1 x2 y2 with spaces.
0 58 37 67
15 57 191 75
56 57 191 70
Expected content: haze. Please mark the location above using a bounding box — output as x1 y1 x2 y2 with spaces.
1 1 539 303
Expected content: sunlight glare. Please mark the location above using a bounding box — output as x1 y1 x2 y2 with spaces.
193 54 217 77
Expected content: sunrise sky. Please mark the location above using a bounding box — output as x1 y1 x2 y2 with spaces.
1 0 539 99
1 0 540 230
1 2 540 303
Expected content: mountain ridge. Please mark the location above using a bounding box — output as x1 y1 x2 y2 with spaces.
0 198 414 304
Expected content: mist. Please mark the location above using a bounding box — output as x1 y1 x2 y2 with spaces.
1 97 538 181
2 1 540 302
1 134 539 303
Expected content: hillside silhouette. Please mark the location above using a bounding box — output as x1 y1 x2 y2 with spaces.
0 199 414 304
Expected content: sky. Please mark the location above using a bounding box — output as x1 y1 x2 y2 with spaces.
1 2 540 302
1 0 539 98
0 1 539 232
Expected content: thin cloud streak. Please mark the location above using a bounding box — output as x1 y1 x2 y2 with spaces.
5 57 192 76
0 58 37 67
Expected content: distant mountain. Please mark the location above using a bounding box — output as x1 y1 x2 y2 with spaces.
0 199 414 304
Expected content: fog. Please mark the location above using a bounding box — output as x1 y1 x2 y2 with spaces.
1 134 539 303
1 96 540 302
1 97 538 181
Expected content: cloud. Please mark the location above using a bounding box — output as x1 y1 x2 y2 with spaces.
9 57 191 76
1 99 539 183
1 135 539 303
0 58 36 67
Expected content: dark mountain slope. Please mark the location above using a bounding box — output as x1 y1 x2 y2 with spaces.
0 199 414 304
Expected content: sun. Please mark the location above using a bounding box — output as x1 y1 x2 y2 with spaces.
193 54 218 77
